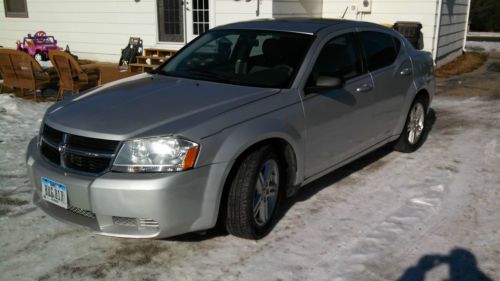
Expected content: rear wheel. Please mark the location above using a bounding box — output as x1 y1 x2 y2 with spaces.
225 146 283 239
394 95 428 152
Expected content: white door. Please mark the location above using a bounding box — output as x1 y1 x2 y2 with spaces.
157 0 210 43
185 0 210 42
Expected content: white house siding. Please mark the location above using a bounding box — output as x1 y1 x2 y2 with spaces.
273 0 323 18
0 0 469 65
0 0 159 62
214 0 272 26
322 0 439 58
0 0 275 62
435 0 469 66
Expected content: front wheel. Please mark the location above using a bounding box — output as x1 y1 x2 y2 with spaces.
394 96 428 153
225 146 284 239
34 52 44 62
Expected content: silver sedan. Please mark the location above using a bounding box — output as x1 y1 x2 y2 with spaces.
26 18 435 239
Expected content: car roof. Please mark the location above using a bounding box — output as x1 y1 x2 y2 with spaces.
213 18 382 35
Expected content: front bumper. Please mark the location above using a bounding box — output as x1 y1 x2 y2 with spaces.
26 138 228 238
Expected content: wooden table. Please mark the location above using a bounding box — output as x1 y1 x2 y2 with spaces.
81 63 137 85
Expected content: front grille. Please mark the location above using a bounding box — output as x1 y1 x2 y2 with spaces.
40 124 120 174
68 135 117 153
68 205 96 219
40 141 60 165
42 125 63 144
113 216 137 226
65 153 110 174
112 216 160 229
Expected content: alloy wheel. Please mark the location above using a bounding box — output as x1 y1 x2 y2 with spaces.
253 159 279 227
407 102 425 145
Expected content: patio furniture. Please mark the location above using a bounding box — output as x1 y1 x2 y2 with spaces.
0 48 57 101
49 50 99 100
128 48 176 73
119 37 143 66
80 62 137 85
50 50 137 100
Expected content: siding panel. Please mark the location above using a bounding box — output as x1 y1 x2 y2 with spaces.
323 0 438 53
0 0 157 61
273 0 323 17
0 0 469 64
214 0 272 25
436 0 468 66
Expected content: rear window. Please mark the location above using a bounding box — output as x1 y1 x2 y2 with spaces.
360 31 399 71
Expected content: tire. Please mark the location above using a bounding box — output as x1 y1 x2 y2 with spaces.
394 95 428 153
34 52 43 62
225 146 284 239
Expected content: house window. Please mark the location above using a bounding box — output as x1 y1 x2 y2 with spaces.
157 0 184 42
192 0 209 35
4 0 28 18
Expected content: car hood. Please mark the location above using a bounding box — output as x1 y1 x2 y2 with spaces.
44 73 279 140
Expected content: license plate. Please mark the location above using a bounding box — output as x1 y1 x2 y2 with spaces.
41 177 68 209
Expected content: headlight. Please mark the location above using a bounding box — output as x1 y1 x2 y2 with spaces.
112 137 199 173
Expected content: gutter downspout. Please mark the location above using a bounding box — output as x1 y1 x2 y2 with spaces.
432 0 443 64
463 0 472 51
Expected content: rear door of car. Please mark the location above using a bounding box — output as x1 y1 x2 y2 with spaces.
300 29 380 178
358 29 415 141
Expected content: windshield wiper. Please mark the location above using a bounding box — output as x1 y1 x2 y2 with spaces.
156 68 237 84
185 69 237 84
156 69 172 76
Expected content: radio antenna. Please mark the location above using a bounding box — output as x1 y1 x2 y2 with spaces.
341 6 348 18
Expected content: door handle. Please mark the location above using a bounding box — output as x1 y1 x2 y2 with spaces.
400 67 412 76
356 83 373 93
184 0 190 10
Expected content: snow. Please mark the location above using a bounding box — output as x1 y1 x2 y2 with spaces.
0 94 50 201
466 40 500 53
1 78 500 280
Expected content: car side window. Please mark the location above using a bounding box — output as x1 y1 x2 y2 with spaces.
309 32 364 83
360 31 399 71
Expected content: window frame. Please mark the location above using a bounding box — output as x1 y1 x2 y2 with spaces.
192 0 210 35
4 0 28 18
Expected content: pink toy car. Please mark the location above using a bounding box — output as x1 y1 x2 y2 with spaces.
16 31 62 62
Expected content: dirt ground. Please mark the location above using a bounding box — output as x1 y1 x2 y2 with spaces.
437 52 500 98
0 54 499 281
435 52 487 77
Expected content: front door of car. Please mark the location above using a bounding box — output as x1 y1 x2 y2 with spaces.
301 31 379 178
358 30 415 141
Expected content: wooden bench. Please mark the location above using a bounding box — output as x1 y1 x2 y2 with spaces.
128 48 176 73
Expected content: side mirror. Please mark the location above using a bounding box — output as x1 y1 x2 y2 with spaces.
305 75 343 94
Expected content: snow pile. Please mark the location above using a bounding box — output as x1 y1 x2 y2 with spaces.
0 94 50 177
0 94 51 212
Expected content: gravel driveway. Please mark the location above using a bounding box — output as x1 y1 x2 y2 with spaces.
1 54 499 281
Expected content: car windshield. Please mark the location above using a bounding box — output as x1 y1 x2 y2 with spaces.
43 37 55 44
158 30 314 88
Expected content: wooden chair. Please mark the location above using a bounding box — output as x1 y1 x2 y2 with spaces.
48 51 135 100
0 48 57 101
49 50 99 100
